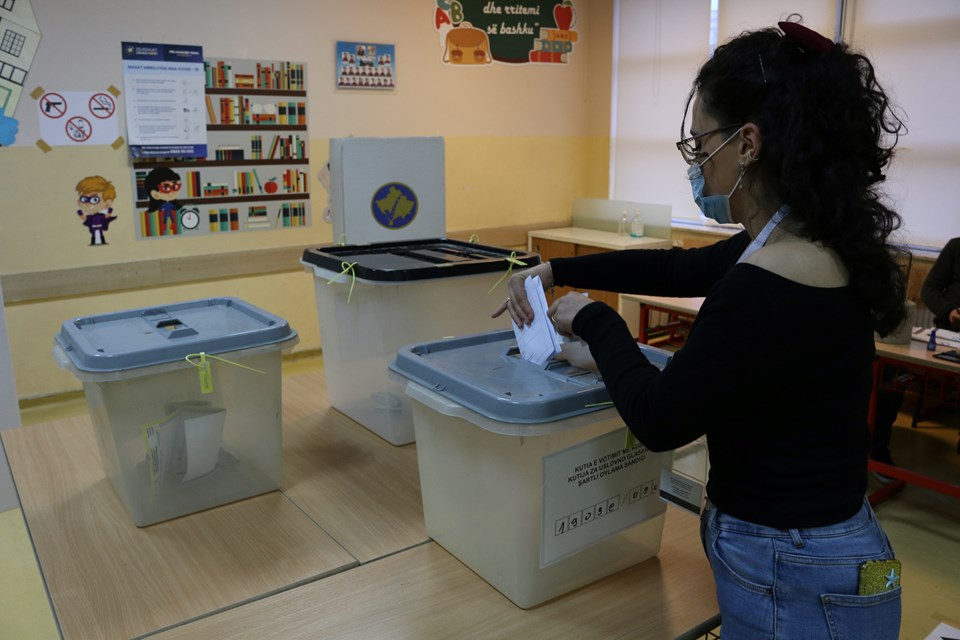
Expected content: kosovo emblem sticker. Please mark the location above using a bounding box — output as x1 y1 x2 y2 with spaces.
371 182 418 229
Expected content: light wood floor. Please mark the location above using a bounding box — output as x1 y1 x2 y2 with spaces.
2 354 958 640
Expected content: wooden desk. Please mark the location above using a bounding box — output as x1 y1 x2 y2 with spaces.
621 296 960 505
868 341 960 504
0 369 427 639
3 369 716 639
528 228 670 312
620 295 704 345
276 372 427 564
153 508 717 640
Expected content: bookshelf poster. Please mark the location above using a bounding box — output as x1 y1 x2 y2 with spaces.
121 42 208 158
336 41 395 90
433 0 579 65
130 56 311 241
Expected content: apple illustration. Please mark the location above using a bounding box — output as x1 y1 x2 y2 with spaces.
554 1 574 31
264 178 279 194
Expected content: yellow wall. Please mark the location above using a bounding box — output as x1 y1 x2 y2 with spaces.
0 0 614 400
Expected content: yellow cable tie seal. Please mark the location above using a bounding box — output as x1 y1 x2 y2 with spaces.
326 261 358 304
487 252 527 293
468 234 480 244
584 401 635 448
185 352 265 394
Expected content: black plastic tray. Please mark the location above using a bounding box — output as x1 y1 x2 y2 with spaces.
302 238 540 282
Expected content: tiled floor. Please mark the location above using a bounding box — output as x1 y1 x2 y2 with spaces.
2 354 958 640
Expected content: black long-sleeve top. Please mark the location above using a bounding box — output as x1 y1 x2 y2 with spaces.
921 237 960 330
551 231 873 529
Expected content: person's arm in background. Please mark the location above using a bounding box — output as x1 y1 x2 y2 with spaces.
921 238 960 329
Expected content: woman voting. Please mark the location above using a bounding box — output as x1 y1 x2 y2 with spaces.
496 19 904 639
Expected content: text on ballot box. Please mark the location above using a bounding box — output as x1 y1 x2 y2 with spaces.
542 427 664 567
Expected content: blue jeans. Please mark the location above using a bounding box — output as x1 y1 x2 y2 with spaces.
700 499 901 639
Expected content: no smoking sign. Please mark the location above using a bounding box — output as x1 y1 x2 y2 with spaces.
37 90 120 147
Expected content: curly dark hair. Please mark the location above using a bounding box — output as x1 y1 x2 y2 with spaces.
684 20 908 335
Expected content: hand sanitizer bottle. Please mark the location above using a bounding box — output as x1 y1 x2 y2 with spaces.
630 214 644 238
618 211 628 238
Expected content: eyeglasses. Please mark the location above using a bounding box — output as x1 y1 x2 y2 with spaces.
156 181 181 193
676 124 743 165
78 195 101 204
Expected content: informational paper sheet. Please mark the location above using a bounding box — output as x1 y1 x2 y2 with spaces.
36 91 120 146
923 622 960 640
912 326 960 349
511 275 561 366
121 41 207 158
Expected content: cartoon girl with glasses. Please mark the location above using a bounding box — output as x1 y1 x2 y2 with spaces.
144 166 183 235
75 175 117 246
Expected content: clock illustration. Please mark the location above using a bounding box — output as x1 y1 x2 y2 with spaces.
179 207 200 230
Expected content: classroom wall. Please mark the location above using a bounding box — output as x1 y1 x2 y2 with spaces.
0 0 614 400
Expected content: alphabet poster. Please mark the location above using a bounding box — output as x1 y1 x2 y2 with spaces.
434 0 579 65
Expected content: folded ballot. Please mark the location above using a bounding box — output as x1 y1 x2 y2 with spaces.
511 275 562 366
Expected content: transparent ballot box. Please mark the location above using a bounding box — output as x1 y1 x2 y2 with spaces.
391 329 670 608
54 297 298 526
301 240 538 446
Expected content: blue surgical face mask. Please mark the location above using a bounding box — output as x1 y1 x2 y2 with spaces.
686 127 744 225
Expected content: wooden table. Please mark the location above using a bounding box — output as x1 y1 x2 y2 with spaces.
3 368 717 639
152 508 717 640
621 295 960 505
528 228 671 312
620 294 704 345
868 340 960 504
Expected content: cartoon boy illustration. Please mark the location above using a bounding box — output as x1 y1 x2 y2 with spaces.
145 166 183 235
75 175 118 246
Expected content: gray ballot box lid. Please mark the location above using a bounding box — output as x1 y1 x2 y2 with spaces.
390 329 673 427
55 297 297 374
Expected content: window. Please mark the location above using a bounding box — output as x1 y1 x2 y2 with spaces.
1 29 25 57
611 0 960 247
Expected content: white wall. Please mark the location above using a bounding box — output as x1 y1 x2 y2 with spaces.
14 0 594 142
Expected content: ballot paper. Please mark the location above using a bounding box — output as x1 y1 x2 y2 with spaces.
512 275 562 366
911 326 960 348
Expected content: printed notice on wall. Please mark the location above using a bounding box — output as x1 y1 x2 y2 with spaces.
541 427 664 568
121 42 207 159
36 91 120 146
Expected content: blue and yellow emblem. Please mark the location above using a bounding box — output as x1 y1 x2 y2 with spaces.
371 182 418 229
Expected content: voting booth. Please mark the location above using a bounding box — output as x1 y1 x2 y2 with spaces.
303 137 538 445
54 298 298 527
391 330 670 608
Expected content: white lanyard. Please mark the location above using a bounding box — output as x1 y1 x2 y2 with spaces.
738 207 788 263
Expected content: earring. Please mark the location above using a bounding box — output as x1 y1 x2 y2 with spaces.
745 150 756 162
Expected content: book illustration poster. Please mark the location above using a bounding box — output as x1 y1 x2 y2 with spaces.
130 57 311 240
433 0 579 65
336 41 395 90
